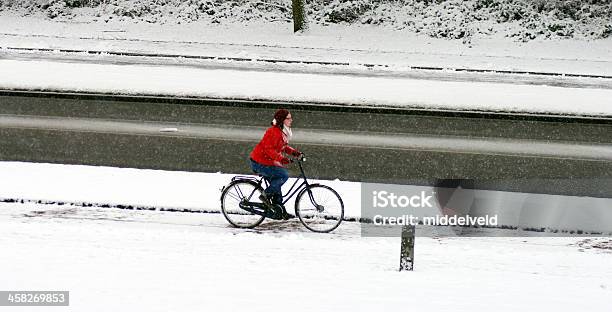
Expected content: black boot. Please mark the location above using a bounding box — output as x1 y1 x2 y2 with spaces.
271 195 295 220
270 194 288 220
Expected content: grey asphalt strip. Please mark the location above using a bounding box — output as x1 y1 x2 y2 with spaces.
1 114 610 162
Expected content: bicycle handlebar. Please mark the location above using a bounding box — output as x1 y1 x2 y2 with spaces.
290 153 306 163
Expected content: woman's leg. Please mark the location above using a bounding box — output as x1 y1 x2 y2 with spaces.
250 160 288 204
266 167 288 204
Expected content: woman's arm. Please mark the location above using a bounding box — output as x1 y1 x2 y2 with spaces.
283 145 301 157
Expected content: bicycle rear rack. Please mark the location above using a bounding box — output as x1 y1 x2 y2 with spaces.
231 175 261 183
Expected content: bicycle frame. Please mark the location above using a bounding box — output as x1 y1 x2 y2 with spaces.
231 158 313 206
262 159 310 205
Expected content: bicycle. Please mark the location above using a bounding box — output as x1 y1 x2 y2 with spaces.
220 155 344 233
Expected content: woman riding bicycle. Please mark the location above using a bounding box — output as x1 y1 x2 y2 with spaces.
249 109 302 219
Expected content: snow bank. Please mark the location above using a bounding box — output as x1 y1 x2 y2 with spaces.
2 59 611 116
2 0 611 41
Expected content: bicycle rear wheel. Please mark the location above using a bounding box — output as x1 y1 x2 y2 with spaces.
295 184 344 233
220 179 266 228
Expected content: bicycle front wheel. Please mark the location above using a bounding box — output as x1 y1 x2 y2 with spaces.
220 180 266 228
295 184 344 233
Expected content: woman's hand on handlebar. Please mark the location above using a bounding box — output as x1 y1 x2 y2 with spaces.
292 152 305 162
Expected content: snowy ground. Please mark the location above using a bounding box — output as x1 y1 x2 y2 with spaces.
3 58 612 116
1 200 612 311
1 13 612 76
1 10 612 311
1 152 609 307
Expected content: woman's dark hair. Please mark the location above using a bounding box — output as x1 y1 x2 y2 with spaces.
272 108 290 129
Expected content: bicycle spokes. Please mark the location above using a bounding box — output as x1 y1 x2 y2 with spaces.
295 185 344 233
220 180 266 228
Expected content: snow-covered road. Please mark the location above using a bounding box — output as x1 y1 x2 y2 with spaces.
1 201 611 311
2 58 612 116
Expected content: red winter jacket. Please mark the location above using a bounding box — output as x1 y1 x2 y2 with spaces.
250 126 299 167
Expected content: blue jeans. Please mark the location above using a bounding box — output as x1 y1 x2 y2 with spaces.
250 159 288 204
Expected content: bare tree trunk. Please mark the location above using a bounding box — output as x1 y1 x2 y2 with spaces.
292 0 308 32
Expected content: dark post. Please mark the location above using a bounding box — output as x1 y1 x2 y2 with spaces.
292 0 307 32
399 224 415 271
